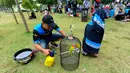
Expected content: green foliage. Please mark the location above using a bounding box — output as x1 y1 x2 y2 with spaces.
22 0 39 11
0 0 15 8
37 0 57 5
22 0 32 10
36 0 46 4
77 0 83 5
101 0 113 4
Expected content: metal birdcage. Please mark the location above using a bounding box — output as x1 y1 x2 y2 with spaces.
60 36 81 71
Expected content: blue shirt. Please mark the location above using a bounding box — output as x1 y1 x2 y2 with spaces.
33 23 60 44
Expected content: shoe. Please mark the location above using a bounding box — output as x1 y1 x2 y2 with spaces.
50 42 59 48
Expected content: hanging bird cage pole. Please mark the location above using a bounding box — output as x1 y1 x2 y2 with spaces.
70 24 73 36
69 24 75 40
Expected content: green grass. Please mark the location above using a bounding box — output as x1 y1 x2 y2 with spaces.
0 12 130 73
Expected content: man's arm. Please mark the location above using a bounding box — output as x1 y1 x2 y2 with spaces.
58 30 67 37
34 44 50 55
53 24 67 37
33 30 50 55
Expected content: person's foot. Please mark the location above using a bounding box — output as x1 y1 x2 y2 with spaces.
82 51 99 57
91 53 99 57
50 42 59 48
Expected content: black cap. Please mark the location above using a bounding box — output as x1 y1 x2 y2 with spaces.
42 15 55 27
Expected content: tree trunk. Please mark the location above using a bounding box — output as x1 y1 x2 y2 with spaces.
11 7 19 24
88 0 93 20
15 0 30 32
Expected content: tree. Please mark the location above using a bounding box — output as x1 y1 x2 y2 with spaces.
22 0 32 10
46 0 57 5
101 0 113 4
22 0 38 11
37 0 46 5
0 0 19 24
37 0 57 5
15 0 30 32
77 0 83 5
22 0 41 17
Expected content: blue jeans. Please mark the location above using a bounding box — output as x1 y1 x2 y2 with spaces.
40 34 63 48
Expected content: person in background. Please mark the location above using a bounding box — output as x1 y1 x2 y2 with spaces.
91 5 95 13
29 11 36 19
83 0 90 17
83 0 90 9
115 8 125 21
111 2 115 10
126 1 130 9
52 5 56 13
104 5 110 17
114 1 125 21
47 4 51 13
126 10 130 19
94 0 101 9
71 0 78 17
58 2 63 13
79 5 83 12
65 4 68 13
122 9 130 21
44 9 49 15
67 0 71 15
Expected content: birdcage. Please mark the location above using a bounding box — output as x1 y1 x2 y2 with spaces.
60 36 81 71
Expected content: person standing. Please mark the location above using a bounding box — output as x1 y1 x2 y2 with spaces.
71 0 78 17
47 4 51 13
83 0 90 9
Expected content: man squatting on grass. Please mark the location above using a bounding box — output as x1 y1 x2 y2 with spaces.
33 15 67 55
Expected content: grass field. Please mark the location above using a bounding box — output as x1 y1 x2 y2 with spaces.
0 12 130 73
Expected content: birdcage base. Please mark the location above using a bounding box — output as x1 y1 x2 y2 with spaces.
61 57 79 71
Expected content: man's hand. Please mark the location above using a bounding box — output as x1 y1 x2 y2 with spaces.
42 49 51 56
